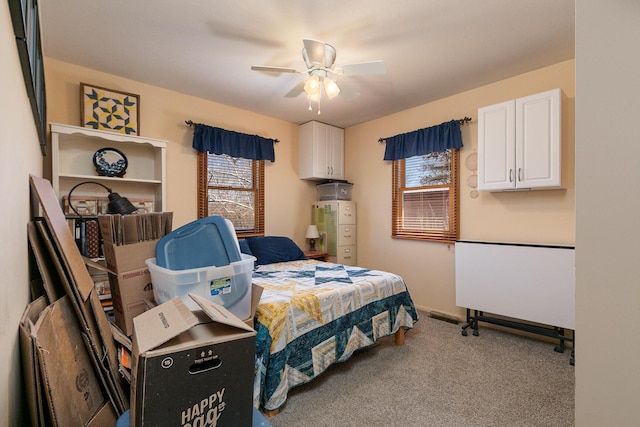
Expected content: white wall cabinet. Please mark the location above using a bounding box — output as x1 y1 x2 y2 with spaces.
50 123 167 212
477 88 562 191
299 121 344 180
312 201 356 265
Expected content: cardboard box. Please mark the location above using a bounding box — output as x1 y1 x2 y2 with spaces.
30 296 116 426
31 176 129 413
103 239 158 335
130 294 258 427
19 295 51 426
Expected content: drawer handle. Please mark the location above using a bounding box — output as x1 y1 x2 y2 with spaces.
343 234 351 238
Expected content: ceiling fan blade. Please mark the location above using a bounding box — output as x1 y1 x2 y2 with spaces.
251 65 299 73
284 81 305 98
334 60 387 76
303 39 327 66
337 82 360 100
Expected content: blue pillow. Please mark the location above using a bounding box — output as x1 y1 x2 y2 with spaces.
246 236 306 265
238 239 253 256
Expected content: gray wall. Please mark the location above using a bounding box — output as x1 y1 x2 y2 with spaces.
575 0 640 425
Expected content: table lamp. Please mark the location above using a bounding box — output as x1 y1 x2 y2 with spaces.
67 181 138 217
305 225 320 251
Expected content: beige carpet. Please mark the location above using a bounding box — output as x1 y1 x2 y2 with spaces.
265 311 575 427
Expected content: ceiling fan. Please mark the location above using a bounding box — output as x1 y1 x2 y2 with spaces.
251 39 386 113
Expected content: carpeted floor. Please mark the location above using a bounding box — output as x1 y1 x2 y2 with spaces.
265 311 575 427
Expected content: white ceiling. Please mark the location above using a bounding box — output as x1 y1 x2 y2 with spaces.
39 0 575 129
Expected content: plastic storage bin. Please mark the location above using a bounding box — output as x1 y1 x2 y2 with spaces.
146 254 256 318
317 182 353 200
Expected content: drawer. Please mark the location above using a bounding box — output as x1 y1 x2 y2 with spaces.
337 224 356 246
336 245 357 266
338 203 356 225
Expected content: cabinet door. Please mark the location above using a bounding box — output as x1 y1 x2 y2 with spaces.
313 123 331 178
477 99 516 190
516 88 561 189
327 126 344 179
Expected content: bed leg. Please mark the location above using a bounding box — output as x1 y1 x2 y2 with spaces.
395 327 406 346
261 408 280 417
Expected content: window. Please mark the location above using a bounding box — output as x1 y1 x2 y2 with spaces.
391 149 459 242
197 152 264 237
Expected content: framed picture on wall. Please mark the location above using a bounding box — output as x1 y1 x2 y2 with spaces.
8 0 47 155
80 83 140 135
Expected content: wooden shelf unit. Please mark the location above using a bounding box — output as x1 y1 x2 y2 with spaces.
50 123 167 212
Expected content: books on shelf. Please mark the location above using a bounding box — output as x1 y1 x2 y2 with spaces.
62 195 155 216
67 218 103 259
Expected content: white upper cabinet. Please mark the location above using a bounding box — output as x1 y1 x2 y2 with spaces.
299 121 345 180
478 88 562 191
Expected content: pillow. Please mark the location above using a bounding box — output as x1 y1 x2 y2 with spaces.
238 239 253 256
246 236 306 265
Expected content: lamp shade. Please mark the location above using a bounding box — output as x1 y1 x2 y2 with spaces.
305 225 320 239
323 78 340 99
304 76 320 97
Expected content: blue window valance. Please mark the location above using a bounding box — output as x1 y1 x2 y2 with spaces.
192 123 276 162
383 119 464 161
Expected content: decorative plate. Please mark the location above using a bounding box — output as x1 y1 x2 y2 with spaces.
465 152 478 171
93 147 128 177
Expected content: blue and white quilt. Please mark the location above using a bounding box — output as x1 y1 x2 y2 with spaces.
252 259 419 411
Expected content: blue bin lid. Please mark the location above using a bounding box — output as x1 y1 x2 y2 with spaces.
155 216 241 270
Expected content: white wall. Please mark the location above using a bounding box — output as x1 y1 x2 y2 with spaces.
575 0 640 425
0 3 45 425
346 60 575 317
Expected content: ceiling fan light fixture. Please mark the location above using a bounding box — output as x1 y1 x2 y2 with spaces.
251 38 386 107
304 75 320 97
323 78 340 99
306 90 320 102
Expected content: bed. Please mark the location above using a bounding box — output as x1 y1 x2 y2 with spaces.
240 236 419 413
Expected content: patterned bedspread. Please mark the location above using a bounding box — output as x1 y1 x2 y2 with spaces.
252 259 419 411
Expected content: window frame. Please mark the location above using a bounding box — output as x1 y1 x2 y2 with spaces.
391 149 460 243
197 151 265 238
8 0 47 155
